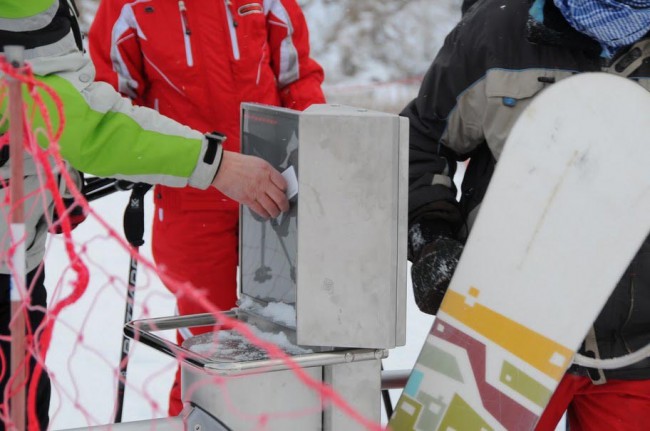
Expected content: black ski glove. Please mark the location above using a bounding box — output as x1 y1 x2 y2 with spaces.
409 222 463 315
50 170 87 234
49 197 87 234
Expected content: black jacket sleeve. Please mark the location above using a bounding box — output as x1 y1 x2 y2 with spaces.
401 9 490 236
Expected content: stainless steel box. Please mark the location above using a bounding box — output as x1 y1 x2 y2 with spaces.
181 344 384 431
124 314 386 431
240 104 408 349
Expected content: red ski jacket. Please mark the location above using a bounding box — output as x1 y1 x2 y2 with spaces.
89 0 325 208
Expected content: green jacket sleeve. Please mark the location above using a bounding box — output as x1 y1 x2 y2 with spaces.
11 54 220 189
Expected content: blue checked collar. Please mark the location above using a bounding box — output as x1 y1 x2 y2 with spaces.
552 0 650 57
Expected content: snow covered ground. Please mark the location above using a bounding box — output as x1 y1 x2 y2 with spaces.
45 193 178 427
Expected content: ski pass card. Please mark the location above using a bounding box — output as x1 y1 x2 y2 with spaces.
282 166 298 200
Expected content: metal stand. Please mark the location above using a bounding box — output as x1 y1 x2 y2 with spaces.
125 313 386 431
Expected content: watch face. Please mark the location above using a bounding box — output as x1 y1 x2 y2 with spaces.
240 105 300 305
206 132 226 143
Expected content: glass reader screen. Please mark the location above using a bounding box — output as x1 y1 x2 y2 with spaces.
240 105 300 305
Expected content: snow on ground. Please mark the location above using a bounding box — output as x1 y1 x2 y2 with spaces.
45 192 177 427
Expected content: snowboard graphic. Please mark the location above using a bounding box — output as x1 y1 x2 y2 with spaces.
389 73 650 431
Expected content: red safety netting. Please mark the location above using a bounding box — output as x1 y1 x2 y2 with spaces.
0 55 385 431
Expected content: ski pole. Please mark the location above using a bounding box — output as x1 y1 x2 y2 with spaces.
113 183 151 423
49 178 134 235
83 177 134 202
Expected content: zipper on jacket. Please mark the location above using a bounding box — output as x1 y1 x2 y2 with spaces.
178 1 194 67
225 0 240 60
256 43 266 85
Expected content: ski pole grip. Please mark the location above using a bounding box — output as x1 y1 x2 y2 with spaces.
123 183 152 247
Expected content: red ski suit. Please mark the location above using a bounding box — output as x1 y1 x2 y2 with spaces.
89 0 325 414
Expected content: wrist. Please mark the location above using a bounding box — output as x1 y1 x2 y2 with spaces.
189 131 225 189
204 131 225 174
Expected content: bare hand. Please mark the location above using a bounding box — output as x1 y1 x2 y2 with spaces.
211 151 289 218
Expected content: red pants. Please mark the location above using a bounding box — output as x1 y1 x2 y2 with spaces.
535 373 650 431
152 186 239 416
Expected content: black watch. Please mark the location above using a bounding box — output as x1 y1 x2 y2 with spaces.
204 131 226 164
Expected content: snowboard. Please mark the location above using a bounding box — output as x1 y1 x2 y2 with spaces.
388 73 650 431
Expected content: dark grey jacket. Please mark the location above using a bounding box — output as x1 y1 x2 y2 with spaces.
404 0 650 380
461 0 481 15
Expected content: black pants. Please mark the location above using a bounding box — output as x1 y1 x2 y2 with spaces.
0 269 51 430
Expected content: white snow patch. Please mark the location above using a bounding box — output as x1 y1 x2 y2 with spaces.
239 295 297 328
184 324 312 362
